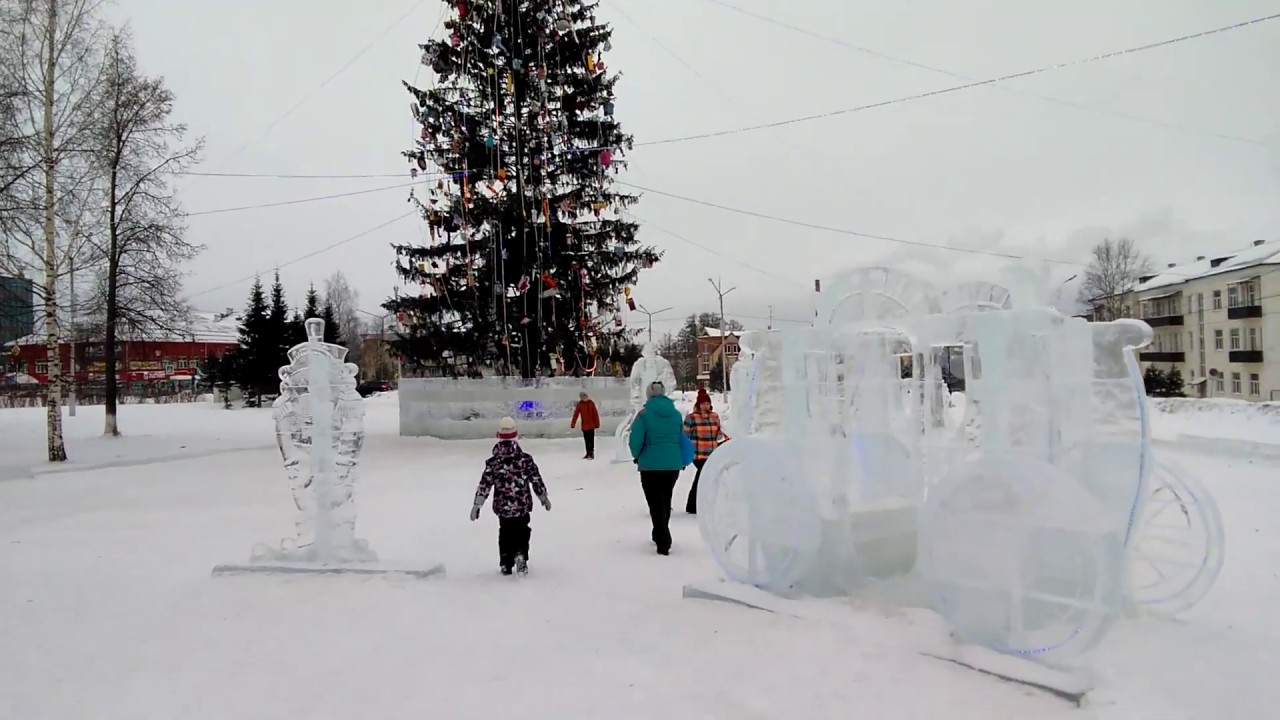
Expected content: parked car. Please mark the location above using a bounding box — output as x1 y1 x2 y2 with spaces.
356 380 391 397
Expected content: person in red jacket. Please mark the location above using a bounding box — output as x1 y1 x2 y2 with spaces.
570 391 601 459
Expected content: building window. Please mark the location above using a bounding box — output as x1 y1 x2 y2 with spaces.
1230 328 1241 350
1214 329 1223 350
177 358 189 369
1246 327 1261 351
1212 290 1222 310
723 343 739 356
1250 373 1261 396
35 361 48 375
1215 376 1225 393
1227 278 1261 308
1231 372 1242 394
1141 295 1181 318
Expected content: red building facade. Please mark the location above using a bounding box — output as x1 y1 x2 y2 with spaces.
5 337 238 385
2 312 241 387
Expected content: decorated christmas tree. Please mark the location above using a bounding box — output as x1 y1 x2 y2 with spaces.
384 0 659 378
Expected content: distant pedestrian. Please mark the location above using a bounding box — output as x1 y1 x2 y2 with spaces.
683 388 728 514
471 417 551 576
628 381 687 555
571 391 601 460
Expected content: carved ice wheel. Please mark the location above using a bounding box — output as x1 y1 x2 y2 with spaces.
696 437 820 593
919 456 1124 661
818 267 940 328
1127 461 1225 616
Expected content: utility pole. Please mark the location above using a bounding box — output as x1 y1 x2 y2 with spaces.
635 303 672 343
768 305 773 330
707 277 735 403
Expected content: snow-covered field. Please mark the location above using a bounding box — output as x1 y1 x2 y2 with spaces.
1 394 1278 718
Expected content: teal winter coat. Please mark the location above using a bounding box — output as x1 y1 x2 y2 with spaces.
629 394 686 471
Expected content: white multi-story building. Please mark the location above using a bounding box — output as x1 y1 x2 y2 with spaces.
1131 239 1277 400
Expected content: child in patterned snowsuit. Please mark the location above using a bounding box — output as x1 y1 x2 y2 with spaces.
471 417 551 575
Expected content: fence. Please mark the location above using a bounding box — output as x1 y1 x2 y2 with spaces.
0 384 202 409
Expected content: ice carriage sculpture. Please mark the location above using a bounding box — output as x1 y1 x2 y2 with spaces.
698 267 1224 662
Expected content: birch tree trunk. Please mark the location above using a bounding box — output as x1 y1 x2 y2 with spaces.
41 0 65 462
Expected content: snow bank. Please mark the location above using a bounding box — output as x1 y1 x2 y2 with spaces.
1149 397 1280 446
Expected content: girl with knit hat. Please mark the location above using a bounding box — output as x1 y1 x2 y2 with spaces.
682 388 729 514
471 417 551 575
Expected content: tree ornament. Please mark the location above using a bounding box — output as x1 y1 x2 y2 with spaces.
484 134 496 149
604 100 615 116
599 149 612 166
555 15 571 33
456 1 466 18
451 33 461 48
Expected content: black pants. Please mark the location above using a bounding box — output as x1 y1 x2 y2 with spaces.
686 459 707 513
582 429 595 456
497 514 531 567
640 470 679 551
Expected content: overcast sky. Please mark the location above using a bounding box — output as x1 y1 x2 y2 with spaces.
109 0 1280 333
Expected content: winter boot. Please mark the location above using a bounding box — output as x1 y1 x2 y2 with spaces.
501 564 513 575
514 553 528 575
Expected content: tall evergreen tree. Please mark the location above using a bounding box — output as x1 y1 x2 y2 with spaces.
302 284 321 319
320 300 341 345
268 271 291 364
236 278 272 403
288 309 306 348
385 0 659 378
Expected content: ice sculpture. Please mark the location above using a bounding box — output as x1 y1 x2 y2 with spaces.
213 319 444 578
612 342 677 462
693 266 1224 665
257 318 375 564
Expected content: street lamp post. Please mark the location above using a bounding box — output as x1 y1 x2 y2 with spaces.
635 303 672 343
707 277 735 403
354 308 394 381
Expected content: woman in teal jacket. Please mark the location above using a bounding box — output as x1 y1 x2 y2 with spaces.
629 381 686 555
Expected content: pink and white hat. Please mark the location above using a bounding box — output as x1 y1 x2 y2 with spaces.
496 416 518 441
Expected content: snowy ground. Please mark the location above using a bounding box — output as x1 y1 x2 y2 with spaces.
1 395 1278 718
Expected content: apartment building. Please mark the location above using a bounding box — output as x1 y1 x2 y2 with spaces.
1132 239 1277 401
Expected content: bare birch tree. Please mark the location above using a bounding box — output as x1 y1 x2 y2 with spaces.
1078 237 1152 321
85 28 203 436
322 270 362 365
0 0 106 461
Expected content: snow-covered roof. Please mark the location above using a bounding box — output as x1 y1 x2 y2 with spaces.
3 311 241 348
1135 240 1279 294
701 327 739 338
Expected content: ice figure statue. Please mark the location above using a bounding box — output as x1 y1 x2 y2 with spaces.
254 318 376 564
212 320 445 578
612 341 677 462
685 264 1224 669
725 331 757 438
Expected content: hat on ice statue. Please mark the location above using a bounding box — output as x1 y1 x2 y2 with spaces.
497 416 519 440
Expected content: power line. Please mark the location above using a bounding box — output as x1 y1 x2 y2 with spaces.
195 0 430 178
186 211 417 299
618 179 1085 266
623 209 805 287
184 179 425 217
175 170 409 180
699 0 1268 148
168 12 1279 186
635 11 1280 147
